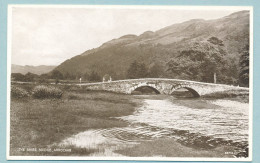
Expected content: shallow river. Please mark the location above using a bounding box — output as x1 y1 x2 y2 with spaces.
58 96 249 157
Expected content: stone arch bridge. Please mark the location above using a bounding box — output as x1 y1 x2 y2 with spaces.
77 78 249 97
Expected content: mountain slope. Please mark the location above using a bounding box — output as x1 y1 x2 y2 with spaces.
55 10 249 83
12 64 56 75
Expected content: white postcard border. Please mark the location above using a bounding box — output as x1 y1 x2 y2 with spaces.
6 4 254 161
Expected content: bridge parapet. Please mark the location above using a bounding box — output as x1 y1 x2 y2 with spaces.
77 78 249 96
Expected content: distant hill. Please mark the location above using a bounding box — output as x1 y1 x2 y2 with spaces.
54 10 249 84
12 64 56 75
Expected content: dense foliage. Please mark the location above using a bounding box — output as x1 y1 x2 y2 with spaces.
127 61 164 79
12 72 38 82
32 85 63 99
11 86 29 98
239 45 249 87
11 69 103 83
168 39 238 84
127 61 148 79
167 41 234 84
88 71 102 82
51 70 64 80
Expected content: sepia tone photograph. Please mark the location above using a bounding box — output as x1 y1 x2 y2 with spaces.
7 5 252 161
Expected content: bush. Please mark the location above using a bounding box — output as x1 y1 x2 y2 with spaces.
32 85 63 99
11 86 29 98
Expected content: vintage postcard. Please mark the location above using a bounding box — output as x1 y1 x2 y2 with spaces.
7 5 253 161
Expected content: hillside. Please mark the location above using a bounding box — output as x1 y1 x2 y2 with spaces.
12 64 56 75
54 10 249 84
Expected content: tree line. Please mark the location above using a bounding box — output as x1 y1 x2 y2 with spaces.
12 70 103 83
127 61 164 79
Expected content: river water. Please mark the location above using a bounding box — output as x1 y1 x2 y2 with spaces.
58 96 249 157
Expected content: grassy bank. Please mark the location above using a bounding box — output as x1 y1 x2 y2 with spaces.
10 84 137 156
115 138 236 157
201 89 249 103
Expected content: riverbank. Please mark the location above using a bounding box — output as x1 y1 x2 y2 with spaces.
201 89 249 103
115 138 236 157
10 89 137 156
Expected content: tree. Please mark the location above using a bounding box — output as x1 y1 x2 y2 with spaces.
40 73 50 79
11 72 39 82
38 73 50 83
83 72 90 81
148 63 164 78
239 44 249 87
127 61 149 79
51 70 63 80
11 73 26 81
127 61 139 79
89 71 101 82
75 72 82 80
24 72 38 82
167 43 229 83
63 72 71 80
138 63 149 78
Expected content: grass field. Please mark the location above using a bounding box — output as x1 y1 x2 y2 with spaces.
10 83 138 156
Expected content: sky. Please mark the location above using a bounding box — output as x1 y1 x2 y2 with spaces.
10 6 244 66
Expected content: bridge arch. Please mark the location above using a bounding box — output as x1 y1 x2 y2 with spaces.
170 85 200 97
130 83 161 94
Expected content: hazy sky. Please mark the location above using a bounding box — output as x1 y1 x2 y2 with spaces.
11 6 244 66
